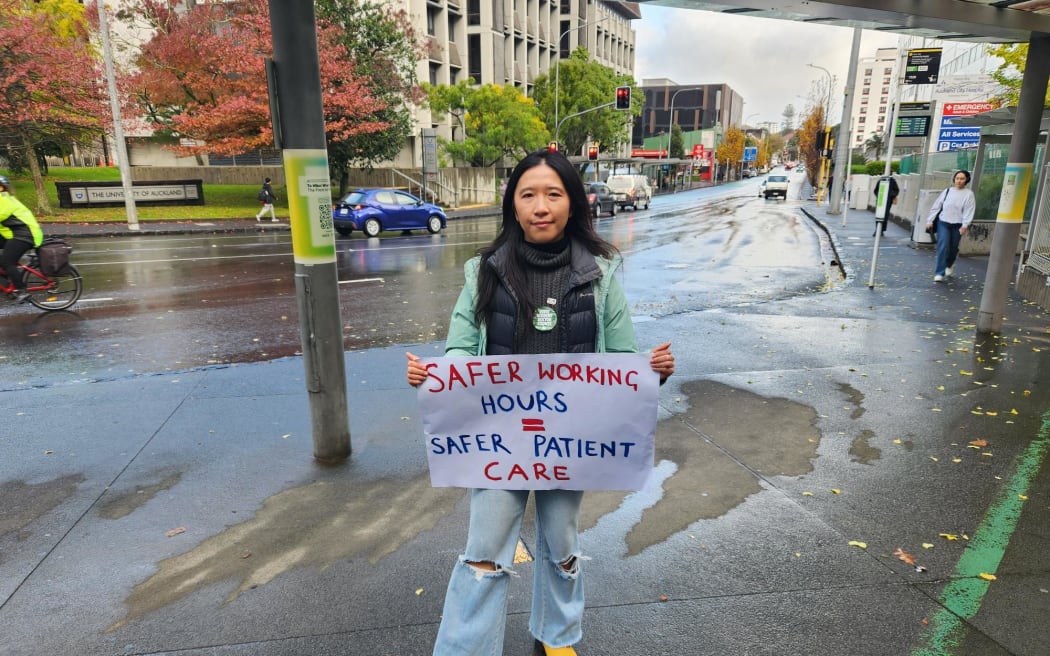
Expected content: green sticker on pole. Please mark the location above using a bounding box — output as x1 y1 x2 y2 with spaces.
283 149 335 264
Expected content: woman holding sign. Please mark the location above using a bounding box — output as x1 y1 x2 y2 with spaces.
407 148 674 656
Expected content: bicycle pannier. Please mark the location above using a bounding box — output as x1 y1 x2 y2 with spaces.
37 238 74 276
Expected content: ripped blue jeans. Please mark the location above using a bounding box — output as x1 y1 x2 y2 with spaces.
433 488 585 656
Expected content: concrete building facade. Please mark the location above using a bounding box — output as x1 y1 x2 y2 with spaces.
405 0 641 167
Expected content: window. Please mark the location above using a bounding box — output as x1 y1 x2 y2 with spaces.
427 7 437 36
864 68 872 75
468 34 482 83
879 106 886 113
863 77 871 86
858 117 866 124
883 77 890 85
862 88 870 96
859 107 867 114
467 0 480 25
429 63 440 86
883 67 892 75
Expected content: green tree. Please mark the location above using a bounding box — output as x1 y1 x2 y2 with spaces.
315 0 426 193
864 131 886 160
986 43 1050 108
670 124 684 159
423 80 549 167
531 48 639 155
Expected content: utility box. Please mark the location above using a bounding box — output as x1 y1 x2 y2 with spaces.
912 189 939 244
848 174 870 209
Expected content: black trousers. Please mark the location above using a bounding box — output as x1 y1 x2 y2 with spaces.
0 237 33 292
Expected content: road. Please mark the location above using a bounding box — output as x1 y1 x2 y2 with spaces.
0 177 828 388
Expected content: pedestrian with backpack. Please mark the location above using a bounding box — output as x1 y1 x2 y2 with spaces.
255 177 278 223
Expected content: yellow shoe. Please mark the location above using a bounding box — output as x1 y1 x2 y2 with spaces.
537 641 578 656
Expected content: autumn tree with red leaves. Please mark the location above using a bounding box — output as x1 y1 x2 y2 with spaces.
0 0 107 214
120 0 422 188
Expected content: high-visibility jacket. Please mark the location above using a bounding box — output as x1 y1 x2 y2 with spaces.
0 191 43 247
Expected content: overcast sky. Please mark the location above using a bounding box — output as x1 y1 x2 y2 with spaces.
634 7 901 128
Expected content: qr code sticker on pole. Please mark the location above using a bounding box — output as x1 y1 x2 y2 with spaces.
318 198 333 234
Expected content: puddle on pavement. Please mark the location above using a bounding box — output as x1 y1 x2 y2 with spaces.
108 474 462 631
96 471 183 520
110 380 825 626
0 474 86 561
581 379 822 556
850 428 881 465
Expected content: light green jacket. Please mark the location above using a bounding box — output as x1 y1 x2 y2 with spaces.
444 247 637 356
0 192 43 246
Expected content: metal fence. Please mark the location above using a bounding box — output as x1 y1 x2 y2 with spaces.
1024 164 1050 275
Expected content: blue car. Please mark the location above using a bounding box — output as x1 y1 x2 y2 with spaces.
332 188 447 237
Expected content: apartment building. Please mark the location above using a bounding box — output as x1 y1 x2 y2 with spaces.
404 0 641 166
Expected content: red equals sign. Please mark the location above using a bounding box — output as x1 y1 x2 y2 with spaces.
522 418 545 432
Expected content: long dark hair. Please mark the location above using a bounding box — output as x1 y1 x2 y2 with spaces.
475 148 618 324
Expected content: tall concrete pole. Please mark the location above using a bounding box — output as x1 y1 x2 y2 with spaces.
829 27 861 215
96 0 139 231
977 34 1050 333
268 2 350 461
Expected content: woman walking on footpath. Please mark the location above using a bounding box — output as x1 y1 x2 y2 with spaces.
406 148 674 656
255 177 278 222
925 169 975 282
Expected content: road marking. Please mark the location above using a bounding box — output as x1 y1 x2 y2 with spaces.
911 408 1050 655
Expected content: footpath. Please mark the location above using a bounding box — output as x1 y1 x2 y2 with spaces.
1 199 1048 656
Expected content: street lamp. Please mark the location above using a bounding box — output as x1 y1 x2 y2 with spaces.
665 87 700 161
554 16 609 145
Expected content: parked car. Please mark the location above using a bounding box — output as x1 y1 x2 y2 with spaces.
605 174 652 210
757 179 767 197
763 175 789 200
585 181 617 218
332 188 447 237
742 168 757 178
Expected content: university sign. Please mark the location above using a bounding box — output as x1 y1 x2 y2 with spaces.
56 180 205 209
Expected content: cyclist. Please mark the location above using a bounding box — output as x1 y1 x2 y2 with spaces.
0 175 43 303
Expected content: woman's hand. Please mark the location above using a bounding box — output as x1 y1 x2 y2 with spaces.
406 352 429 387
649 342 675 382
960 225 968 235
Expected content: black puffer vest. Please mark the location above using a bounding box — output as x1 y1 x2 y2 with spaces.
483 240 601 356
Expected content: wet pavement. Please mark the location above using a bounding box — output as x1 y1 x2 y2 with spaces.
1 200 1048 656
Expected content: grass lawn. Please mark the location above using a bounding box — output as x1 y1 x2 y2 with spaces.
2 167 286 224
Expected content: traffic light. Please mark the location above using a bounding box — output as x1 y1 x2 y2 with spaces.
548 141 559 152
615 86 631 110
587 145 599 160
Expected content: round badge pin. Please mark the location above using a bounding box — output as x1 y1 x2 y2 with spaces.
533 306 557 332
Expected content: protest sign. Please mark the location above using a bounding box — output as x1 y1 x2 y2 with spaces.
417 352 658 491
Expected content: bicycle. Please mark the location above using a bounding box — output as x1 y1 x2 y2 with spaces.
1 251 83 311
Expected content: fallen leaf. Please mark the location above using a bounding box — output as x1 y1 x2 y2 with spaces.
831 488 841 494
659 594 669 602
922 543 934 549
960 370 974 376
415 588 425 596
939 533 959 541
969 439 988 447
848 541 868 549
166 527 186 537
893 548 917 566
801 491 814 496
978 572 997 581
